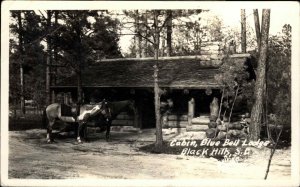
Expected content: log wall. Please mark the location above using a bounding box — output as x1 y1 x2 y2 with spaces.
112 112 135 126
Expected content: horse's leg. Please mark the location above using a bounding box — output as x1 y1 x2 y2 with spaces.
77 122 84 143
47 120 55 143
105 121 111 142
83 125 88 142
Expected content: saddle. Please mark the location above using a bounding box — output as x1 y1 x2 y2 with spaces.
61 103 79 118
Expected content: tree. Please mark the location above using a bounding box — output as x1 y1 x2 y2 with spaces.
215 55 254 125
10 11 45 113
120 10 208 150
55 10 122 103
250 9 271 141
205 14 223 42
16 11 25 115
58 11 94 103
134 10 142 58
166 10 172 56
45 10 53 105
9 10 122 111
241 9 247 53
152 10 163 151
171 10 206 56
264 24 291 179
253 9 261 51
122 10 146 58
267 24 291 136
122 10 206 57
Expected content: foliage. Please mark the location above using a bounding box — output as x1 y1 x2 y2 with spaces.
122 9 207 57
9 10 123 107
89 11 122 60
205 15 224 42
221 22 256 53
214 55 255 121
56 10 120 72
266 24 291 128
9 11 46 107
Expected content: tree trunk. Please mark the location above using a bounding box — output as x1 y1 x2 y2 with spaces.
20 63 25 115
161 37 165 57
141 11 147 58
51 10 58 103
218 87 225 119
46 10 52 106
253 9 261 51
241 9 247 53
250 9 270 141
74 19 83 104
153 10 163 152
77 70 83 103
134 10 141 58
17 11 25 115
166 10 172 57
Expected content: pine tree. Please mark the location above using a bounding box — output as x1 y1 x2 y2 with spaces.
250 9 271 141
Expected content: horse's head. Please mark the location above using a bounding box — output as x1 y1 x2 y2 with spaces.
99 99 112 121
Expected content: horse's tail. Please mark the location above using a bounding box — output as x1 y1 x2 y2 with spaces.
42 108 48 129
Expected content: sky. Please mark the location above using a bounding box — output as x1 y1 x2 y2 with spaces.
214 8 295 35
7 1 298 55
119 8 296 54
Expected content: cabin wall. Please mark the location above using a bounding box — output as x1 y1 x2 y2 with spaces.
160 89 221 130
51 87 222 130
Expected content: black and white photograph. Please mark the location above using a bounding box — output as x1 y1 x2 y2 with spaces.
1 1 300 187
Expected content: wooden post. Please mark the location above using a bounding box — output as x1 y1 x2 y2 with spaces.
133 105 139 128
210 97 219 121
188 98 195 125
136 98 143 128
161 114 168 128
51 90 56 103
64 93 68 105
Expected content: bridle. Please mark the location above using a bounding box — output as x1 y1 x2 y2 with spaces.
99 99 111 122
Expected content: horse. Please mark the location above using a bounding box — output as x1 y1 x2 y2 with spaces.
43 100 111 143
82 100 138 141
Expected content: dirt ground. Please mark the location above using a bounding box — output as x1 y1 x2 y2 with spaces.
8 128 291 180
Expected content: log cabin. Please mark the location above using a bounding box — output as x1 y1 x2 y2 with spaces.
50 43 256 133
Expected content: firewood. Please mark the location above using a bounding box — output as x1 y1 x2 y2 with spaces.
162 121 188 128
206 128 217 138
208 122 217 128
186 124 209 131
191 117 210 124
167 115 188 121
217 124 227 131
227 129 241 137
111 119 134 126
216 131 227 140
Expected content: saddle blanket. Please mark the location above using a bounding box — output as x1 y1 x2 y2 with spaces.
78 105 101 121
61 104 74 117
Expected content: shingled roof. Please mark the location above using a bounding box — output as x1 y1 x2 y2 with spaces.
53 54 251 89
